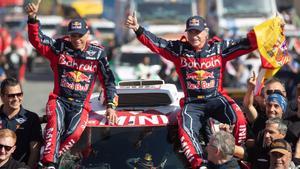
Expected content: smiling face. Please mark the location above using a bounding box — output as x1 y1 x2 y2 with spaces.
186 29 208 51
0 136 16 162
0 85 23 111
266 101 284 119
69 32 89 51
269 151 291 169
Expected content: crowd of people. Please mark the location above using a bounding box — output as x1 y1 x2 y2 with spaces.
0 1 299 169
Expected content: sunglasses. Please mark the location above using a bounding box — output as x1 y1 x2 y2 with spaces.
5 92 23 98
0 144 14 151
266 89 285 97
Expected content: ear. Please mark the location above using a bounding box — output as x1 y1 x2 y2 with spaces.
10 145 16 153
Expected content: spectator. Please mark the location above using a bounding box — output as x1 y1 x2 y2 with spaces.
25 1 118 168
284 88 300 152
286 83 300 119
269 139 298 169
243 75 288 137
246 118 287 169
4 44 23 80
206 130 240 169
0 128 29 169
165 68 181 90
11 32 31 84
135 56 151 79
0 78 42 168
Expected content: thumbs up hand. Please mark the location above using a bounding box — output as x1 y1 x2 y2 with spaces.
25 0 42 18
125 11 139 31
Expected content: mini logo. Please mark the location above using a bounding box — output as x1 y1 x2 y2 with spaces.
86 50 97 56
16 118 26 124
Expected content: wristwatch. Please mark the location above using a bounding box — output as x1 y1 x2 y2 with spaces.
107 103 117 110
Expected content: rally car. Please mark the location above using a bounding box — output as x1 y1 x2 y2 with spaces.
58 80 188 169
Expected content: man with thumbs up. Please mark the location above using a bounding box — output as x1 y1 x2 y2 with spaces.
25 1 118 168
126 12 258 169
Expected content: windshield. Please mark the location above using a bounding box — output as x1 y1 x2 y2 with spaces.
136 1 192 24
222 0 274 17
59 127 186 169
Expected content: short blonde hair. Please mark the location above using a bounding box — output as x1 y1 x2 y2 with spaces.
0 129 17 144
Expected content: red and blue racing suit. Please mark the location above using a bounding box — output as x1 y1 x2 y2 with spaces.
28 20 118 165
135 26 257 168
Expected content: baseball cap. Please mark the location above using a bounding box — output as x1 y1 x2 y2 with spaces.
67 18 89 35
185 16 208 32
269 139 292 155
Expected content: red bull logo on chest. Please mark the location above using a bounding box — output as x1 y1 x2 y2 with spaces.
186 70 214 81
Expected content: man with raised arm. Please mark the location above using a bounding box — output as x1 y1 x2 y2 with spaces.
126 12 257 168
25 1 118 168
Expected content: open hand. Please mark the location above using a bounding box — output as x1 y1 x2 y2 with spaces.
125 11 139 31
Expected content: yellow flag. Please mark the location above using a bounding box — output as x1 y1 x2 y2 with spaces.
253 16 290 95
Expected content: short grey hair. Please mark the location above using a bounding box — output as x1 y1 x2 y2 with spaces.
265 117 287 135
210 130 235 159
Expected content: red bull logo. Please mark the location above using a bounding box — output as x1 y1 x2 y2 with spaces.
186 70 214 81
63 71 90 83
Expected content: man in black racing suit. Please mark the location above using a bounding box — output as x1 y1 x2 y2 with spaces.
25 1 118 168
126 13 258 168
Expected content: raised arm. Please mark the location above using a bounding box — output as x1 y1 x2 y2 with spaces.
25 0 58 60
243 72 259 123
221 30 258 61
125 11 180 62
24 0 41 19
125 11 140 32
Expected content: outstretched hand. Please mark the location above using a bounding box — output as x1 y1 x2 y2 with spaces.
125 11 139 31
24 0 41 18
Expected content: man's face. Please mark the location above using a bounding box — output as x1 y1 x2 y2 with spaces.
266 101 284 119
269 152 291 169
0 137 16 162
263 123 285 146
187 29 208 51
206 139 219 162
0 85 23 110
69 32 89 50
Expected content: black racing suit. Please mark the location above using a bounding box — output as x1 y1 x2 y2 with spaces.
135 26 257 168
28 19 118 164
